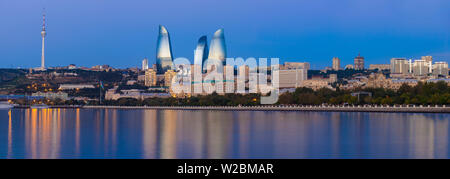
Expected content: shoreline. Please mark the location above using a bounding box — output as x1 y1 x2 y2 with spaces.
14 105 450 113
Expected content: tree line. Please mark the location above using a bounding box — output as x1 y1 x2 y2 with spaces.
279 81 450 105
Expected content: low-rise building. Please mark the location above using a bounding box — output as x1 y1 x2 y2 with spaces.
366 73 390 88
105 87 170 100
283 62 310 70
329 74 338 83
369 64 390 71
126 80 137 85
390 79 419 90
301 79 333 90
345 64 354 69
59 84 95 90
32 91 69 100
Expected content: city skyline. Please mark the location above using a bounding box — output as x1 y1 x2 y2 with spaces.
0 0 449 69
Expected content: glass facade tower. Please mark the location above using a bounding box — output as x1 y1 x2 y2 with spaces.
194 36 209 71
208 29 227 65
156 25 174 74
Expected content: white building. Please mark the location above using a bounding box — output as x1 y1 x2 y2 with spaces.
433 62 449 76
279 69 307 88
390 58 409 74
142 58 149 71
413 60 429 76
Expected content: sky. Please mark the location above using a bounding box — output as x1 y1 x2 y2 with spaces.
0 0 449 69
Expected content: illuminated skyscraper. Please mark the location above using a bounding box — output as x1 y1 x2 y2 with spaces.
208 29 227 65
194 36 209 71
156 25 174 74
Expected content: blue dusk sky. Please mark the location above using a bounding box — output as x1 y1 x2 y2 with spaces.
0 0 449 69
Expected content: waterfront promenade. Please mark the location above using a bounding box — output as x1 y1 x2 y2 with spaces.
78 105 450 113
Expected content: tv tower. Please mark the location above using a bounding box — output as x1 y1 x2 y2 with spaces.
40 9 46 70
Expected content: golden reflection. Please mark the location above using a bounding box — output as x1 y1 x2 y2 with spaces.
75 108 80 155
7 110 12 158
28 109 38 158
160 110 177 159
40 109 50 158
110 109 118 155
142 110 157 158
22 108 63 158
51 108 61 158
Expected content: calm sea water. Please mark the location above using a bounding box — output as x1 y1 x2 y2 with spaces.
0 108 449 159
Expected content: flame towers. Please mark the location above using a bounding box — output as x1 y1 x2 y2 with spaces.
208 29 227 65
154 26 226 73
194 36 209 69
156 25 174 74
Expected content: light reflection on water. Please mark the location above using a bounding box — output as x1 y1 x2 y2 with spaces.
0 108 449 159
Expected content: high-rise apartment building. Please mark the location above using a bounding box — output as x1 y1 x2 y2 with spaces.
421 56 433 73
354 54 364 70
332 57 340 70
433 62 448 76
279 69 308 88
390 58 409 74
142 58 149 71
144 68 157 86
164 70 177 87
413 60 429 76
